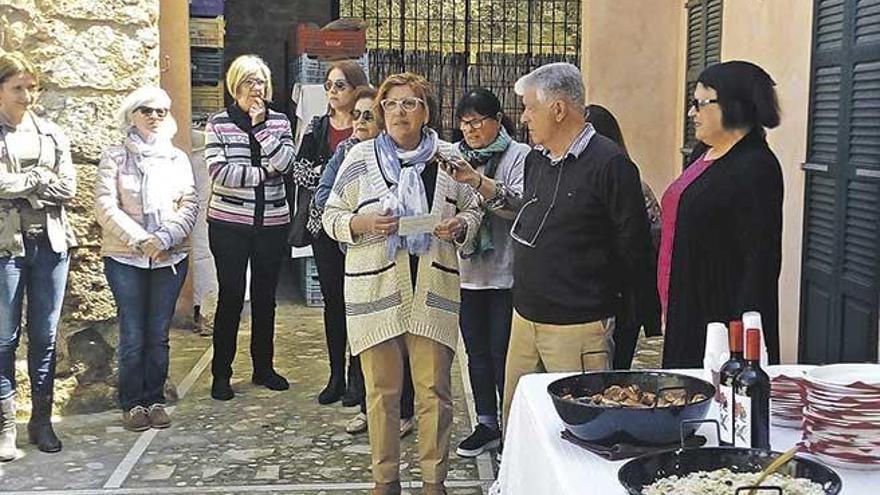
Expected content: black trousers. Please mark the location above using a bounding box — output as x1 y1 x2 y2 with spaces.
209 223 286 380
312 233 347 380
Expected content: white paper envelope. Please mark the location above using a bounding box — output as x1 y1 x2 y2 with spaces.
398 213 442 236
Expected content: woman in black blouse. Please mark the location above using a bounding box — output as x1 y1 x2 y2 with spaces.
659 61 783 369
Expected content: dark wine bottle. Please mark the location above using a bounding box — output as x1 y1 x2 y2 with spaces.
717 320 745 446
733 327 771 449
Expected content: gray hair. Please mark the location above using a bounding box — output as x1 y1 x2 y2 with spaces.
514 62 585 107
115 86 178 137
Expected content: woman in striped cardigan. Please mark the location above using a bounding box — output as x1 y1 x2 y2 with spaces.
205 55 304 401
323 73 482 495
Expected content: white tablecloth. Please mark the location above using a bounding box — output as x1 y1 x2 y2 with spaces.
495 370 879 494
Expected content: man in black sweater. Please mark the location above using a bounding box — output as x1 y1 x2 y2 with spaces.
499 63 654 435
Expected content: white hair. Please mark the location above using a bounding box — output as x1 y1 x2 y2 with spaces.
116 86 178 137
514 62 585 106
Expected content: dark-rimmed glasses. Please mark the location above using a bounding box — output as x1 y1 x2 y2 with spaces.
459 115 495 131
690 98 719 111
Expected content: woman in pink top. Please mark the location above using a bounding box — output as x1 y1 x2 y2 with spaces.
659 61 783 369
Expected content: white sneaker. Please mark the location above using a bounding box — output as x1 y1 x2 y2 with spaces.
346 412 368 434
399 417 414 438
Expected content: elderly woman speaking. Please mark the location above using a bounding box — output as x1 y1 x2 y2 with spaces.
323 72 482 495
96 87 197 431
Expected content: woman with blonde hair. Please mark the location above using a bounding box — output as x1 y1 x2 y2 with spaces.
0 52 76 460
323 72 482 495
205 55 296 401
96 86 197 431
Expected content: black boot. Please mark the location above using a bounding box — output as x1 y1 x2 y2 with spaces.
317 375 345 405
252 368 289 391
28 395 61 453
341 358 365 407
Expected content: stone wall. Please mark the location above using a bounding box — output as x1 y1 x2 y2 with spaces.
0 0 160 413
224 0 332 114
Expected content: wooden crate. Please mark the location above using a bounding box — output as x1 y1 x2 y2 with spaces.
192 82 225 119
189 16 225 48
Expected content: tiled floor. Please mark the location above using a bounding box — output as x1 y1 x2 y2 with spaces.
0 268 662 494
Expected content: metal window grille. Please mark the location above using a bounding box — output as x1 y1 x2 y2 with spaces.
335 0 581 140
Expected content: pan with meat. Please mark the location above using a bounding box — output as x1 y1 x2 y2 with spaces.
548 371 715 445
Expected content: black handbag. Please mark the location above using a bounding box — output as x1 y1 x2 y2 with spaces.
286 115 331 248
287 179 314 248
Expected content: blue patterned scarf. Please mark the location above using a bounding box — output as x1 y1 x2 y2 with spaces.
376 128 438 259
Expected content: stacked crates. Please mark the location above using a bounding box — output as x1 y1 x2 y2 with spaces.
288 23 368 85
301 257 323 307
189 1 225 121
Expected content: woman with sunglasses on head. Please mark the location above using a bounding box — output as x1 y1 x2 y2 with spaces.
205 55 297 401
294 60 368 406
314 86 416 439
442 88 529 458
0 52 76 460
96 87 197 431
323 72 482 495
660 61 782 369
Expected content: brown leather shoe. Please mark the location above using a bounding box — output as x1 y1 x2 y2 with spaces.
147 404 171 429
122 406 150 432
369 480 402 495
422 482 447 495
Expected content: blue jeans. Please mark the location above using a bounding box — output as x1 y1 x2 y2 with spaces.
104 257 188 410
459 288 513 425
0 235 69 400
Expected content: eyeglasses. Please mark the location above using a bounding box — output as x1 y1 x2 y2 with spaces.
509 164 564 248
324 79 350 92
459 115 495 131
136 106 168 118
243 77 267 89
351 109 375 122
380 97 425 113
690 98 719 111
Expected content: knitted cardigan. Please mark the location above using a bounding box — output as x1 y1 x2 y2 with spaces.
322 139 482 355
204 107 295 228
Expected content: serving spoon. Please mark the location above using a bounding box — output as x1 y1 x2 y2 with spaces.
748 446 800 495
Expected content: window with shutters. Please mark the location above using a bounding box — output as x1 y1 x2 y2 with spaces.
800 0 880 364
682 0 722 162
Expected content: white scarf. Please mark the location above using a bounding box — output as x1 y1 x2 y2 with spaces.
124 130 177 232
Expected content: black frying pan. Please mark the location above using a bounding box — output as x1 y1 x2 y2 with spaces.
617 421 842 494
547 368 715 445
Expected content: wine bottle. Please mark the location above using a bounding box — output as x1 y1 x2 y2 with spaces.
717 320 744 446
733 327 771 449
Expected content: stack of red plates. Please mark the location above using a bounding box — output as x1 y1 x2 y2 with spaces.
802 363 880 470
767 364 814 428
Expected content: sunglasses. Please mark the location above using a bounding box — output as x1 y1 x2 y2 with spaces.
690 98 719 111
351 109 375 122
324 79 350 92
136 106 168 118
380 97 425 113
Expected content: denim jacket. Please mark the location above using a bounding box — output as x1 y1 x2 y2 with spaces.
0 112 77 257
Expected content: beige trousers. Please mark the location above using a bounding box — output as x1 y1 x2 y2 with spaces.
360 333 454 486
502 310 613 436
